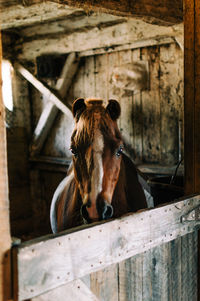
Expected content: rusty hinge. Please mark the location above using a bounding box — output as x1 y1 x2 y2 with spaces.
181 206 200 222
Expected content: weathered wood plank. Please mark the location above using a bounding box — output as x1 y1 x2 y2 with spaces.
14 63 72 117
1 3 83 30
18 20 182 62
118 254 143 301
160 43 183 165
167 237 182 300
90 264 118 301
13 195 200 300
0 32 12 301
80 37 176 58
31 279 100 301
180 232 198 300
141 46 161 163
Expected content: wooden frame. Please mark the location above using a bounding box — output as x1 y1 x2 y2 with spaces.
0 0 200 300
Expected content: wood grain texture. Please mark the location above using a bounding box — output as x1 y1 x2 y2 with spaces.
160 43 183 165
13 195 200 300
90 264 119 301
184 0 195 194
16 21 183 62
141 46 160 164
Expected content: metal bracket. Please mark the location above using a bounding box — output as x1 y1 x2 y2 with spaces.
181 206 200 222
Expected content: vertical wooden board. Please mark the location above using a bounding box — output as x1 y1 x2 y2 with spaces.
118 254 143 301
142 244 170 301
184 0 200 193
107 51 121 101
118 50 134 157
132 48 143 162
184 0 195 194
84 56 95 98
0 33 11 301
159 43 183 165
94 54 109 102
72 58 85 101
168 237 182 301
181 232 198 301
141 46 161 163
194 0 200 193
90 264 119 301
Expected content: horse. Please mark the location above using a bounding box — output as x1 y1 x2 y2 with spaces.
50 98 147 233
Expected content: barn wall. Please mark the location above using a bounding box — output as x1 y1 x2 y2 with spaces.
35 42 183 166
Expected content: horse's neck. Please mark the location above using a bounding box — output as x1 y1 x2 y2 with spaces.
112 153 147 214
59 170 82 230
111 156 129 217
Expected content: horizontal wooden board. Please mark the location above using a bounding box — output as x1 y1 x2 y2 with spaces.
31 279 100 301
13 195 200 300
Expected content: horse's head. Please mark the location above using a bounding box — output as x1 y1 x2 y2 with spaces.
70 98 123 223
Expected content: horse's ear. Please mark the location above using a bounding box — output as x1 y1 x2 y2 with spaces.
72 98 86 120
106 99 121 120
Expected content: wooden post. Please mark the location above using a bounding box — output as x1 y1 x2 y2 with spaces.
184 0 200 194
0 32 12 300
184 0 200 300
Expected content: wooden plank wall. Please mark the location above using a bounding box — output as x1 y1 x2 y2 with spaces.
37 42 183 166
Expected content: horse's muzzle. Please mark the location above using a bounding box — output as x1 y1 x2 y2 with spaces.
81 201 113 222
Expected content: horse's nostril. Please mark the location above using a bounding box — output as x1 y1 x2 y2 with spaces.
102 204 113 220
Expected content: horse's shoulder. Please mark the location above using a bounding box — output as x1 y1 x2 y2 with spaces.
50 167 74 233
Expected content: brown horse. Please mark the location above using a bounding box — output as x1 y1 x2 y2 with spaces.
50 98 147 233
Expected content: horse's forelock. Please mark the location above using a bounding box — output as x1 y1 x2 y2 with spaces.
72 103 121 150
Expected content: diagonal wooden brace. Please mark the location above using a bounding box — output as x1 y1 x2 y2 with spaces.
15 53 80 157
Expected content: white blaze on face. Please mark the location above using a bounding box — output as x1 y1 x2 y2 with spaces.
89 130 104 208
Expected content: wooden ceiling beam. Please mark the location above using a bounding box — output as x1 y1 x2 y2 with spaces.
55 0 183 25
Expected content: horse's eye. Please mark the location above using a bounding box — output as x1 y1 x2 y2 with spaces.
70 147 78 157
116 145 123 157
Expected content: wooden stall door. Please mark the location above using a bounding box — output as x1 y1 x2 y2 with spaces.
13 195 200 301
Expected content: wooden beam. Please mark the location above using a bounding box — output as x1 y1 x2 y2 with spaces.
184 0 200 194
79 36 176 58
55 0 183 25
14 63 72 117
0 32 12 301
18 21 183 62
13 195 200 300
31 280 100 301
